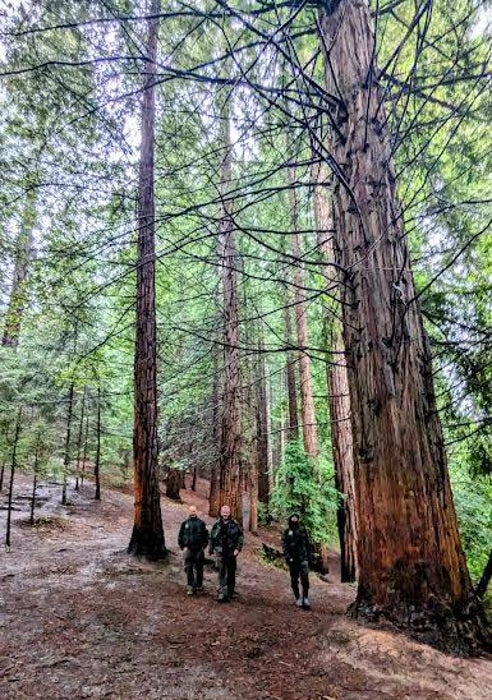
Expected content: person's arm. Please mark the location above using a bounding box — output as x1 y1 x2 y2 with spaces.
282 529 292 563
178 522 186 550
208 523 216 554
234 523 244 554
202 521 209 549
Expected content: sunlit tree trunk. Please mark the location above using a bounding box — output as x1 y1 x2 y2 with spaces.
318 0 486 651
128 0 166 558
312 160 358 582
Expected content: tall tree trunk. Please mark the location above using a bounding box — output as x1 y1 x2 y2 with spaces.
318 0 486 652
94 384 101 501
166 468 182 501
209 343 221 516
74 386 87 492
61 382 74 505
81 413 89 488
216 97 242 521
288 167 318 458
312 161 358 582
128 0 166 558
256 338 270 505
284 294 300 443
5 408 22 548
30 430 40 526
2 190 35 348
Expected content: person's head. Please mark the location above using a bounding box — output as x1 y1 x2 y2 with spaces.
220 504 231 521
189 505 197 518
288 513 300 529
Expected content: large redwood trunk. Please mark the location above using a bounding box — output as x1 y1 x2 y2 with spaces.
312 161 358 582
215 98 242 521
318 0 486 652
128 0 166 559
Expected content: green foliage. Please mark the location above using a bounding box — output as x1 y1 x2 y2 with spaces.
270 441 339 546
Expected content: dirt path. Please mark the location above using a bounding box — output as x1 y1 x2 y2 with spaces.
1 475 491 700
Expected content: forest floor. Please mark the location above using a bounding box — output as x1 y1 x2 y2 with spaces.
1 474 492 700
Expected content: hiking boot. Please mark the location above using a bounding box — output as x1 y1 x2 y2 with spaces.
296 597 303 607
186 586 195 596
302 597 311 609
217 592 228 602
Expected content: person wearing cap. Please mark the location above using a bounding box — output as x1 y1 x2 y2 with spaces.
282 512 311 609
178 505 209 595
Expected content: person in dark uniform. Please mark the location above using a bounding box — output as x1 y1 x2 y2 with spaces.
209 504 244 602
178 505 209 595
282 512 311 609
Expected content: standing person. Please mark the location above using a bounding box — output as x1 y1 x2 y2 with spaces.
209 504 244 602
178 505 209 596
282 513 311 609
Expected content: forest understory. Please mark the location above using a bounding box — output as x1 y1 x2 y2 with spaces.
1 474 491 700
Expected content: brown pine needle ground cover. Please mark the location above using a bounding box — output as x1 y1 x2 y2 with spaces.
1 474 491 700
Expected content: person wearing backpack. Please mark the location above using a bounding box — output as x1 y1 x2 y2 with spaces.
178 505 209 595
282 512 311 609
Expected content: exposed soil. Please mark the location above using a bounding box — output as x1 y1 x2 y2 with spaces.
1 474 491 700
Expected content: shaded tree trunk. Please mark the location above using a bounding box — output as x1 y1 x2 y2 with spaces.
5 408 22 548
81 413 89 488
74 386 87 492
94 384 101 501
209 344 221 516
61 382 74 505
166 468 183 501
30 431 40 526
312 160 358 582
476 549 492 599
216 97 242 521
318 0 486 652
128 0 166 558
284 295 300 443
2 190 36 348
288 167 318 458
256 339 270 505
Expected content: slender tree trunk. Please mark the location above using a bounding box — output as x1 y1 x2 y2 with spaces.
209 346 221 516
5 408 22 548
191 460 198 492
81 414 89 488
288 167 318 458
476 549 492 599
256 339 270 505
61 382 74 505
128 0 166 558
94 384 101 501
284 302 300 443
318 0 487 652
216 97 242 521
2 191 35 348
312 161 358 582
30 432 40 526
74 386 87 492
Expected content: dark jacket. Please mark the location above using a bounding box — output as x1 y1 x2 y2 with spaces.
209 518 244 556
178 516 209 551
282 520 310 564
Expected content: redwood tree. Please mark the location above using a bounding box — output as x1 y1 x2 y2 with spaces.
128 0 166 558
318 0 487 651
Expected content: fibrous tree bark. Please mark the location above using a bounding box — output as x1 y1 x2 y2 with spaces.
215 96 242 521
312 160 358 582
318 0 487 652
128 0 166 558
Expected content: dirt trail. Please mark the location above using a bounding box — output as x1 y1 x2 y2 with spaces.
1 475 491 700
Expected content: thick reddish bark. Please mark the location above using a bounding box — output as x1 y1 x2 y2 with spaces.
215 99 242 521
318 0 486 652
128 0 166 559
312 161 358 582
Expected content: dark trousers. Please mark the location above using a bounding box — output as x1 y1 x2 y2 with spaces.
183 549 204 588
217 553 237 597
289 559 309 599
